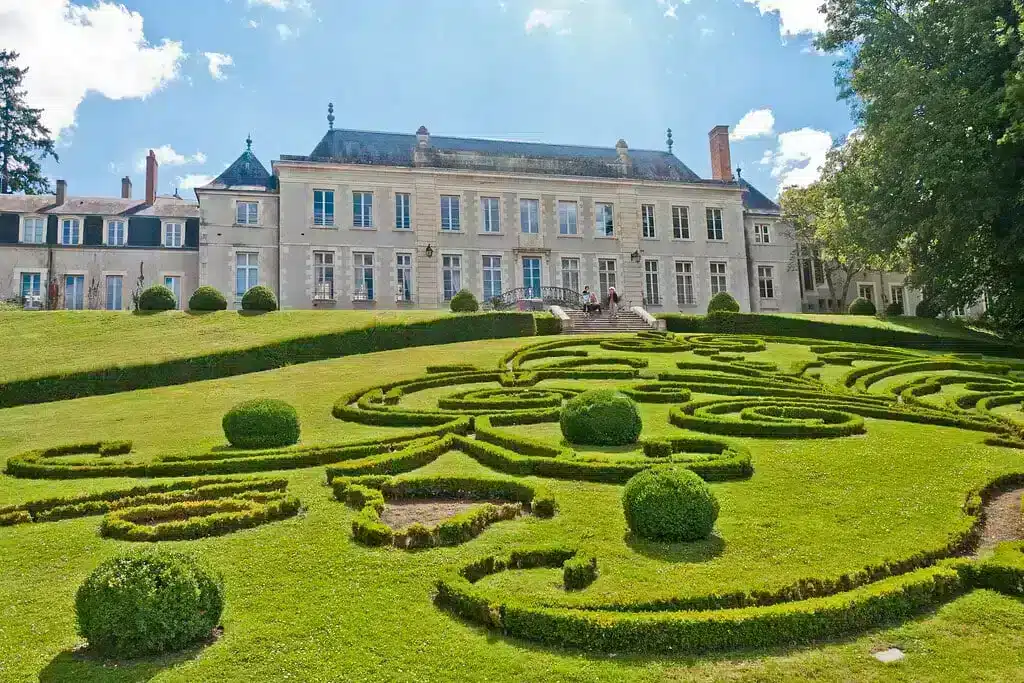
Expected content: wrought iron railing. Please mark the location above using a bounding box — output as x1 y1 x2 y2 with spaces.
490 286 584 310
313 282 334 301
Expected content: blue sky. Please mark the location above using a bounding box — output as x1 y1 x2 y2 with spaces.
2 0 850 199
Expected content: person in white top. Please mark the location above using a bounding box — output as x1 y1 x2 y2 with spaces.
607 286 619 316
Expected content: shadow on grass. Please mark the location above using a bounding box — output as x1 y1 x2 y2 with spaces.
39 641 208 683
624 532 725 563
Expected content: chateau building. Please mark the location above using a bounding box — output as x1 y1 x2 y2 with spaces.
0 109 870 314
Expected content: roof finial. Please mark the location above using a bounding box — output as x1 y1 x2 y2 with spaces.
736 167 743 179
246 133 253 152
666 128 674 154
327 102 335 130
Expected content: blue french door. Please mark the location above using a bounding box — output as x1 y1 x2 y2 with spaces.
522 257 541 297
65 275 84 310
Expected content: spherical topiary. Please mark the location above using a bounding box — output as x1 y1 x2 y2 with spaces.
560 389 642 446
449 289 479 313
707 291 740 314
916 299 940 319
885 301 904 316
75 550 224 659
848 297 877 316
622 466 719 541
222 399 300 449
137 284 177 311
188 285 228 312
240 285 278 312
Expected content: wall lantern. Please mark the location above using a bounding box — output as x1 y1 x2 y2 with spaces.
630 250 642 263
425 244 434 258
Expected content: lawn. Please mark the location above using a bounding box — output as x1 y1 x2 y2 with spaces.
2 327 1024 682
774 312 1002 341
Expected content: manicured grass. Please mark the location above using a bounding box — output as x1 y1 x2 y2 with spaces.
0 309 446 382
2 334 1024 681
775 312 1001 341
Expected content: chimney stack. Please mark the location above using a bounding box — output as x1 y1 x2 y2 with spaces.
709 125 734 182
121 176 132 199
55 179 67 206
145 150 158 205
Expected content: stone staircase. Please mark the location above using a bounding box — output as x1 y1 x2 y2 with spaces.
563 309 655 334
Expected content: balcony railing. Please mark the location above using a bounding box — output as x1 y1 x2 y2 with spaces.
491 286 584 310
313 282 335 301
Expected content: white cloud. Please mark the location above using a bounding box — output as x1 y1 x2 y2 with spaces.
743 0 827 36
525 8 569 32
203 52 234 80
0 0 185 135
766 128 833 188
136 145 207 171
175 174 215 191
247 0 312 13
655 0 684 19
276 23 296 40
247 19 261 28
731 108 776 141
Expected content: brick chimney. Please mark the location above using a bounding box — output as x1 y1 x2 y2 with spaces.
145 150 158 205
709 125 734 181
121 176 132 199
55 179 67 205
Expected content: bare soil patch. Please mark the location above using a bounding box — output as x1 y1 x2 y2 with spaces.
974 488 1024 557
381 500 516 529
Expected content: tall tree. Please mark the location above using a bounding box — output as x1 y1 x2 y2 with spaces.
0 50 57 194
818 0 1024 332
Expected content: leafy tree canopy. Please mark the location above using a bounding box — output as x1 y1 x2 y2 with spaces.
0 50 57 194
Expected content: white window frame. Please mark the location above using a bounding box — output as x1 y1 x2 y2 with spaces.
481 196 501 234
395 192 411 229
757 265 775 300
235 252 259 298
162 221 183 248
641 204 656 238
105 218 126 247
482 254 503 301
104 273 125 311
313 189 335 227
560 257 580 292
709 261 728 295
890 285 905 309
706 208 724 241
19 270 44 306
557 200 578 236
857 282 876 304
754 223 771 244
60 217 81 246
21 216 45 244
595 202 614 237
353 191 374 229
236 201 259 226
313 250 335 300
353 251 375 300
672 206 690 240
644 259 661 305
63 272 86 310
520 198 539 234
161 273 183 309
675 260 696 307
440 195 461 231
441 253 462 301
598 258 617 295
396 252 414 302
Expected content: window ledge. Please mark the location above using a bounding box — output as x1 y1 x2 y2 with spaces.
595 234 618 240
671 237 695 242
440 229 463 234
641 237 659 241
478 232 504 236
393 227 412 232
312 224 337 229
556 233 582 238
234 223 261 228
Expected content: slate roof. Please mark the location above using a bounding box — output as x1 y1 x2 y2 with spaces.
204 139 274 191
739 178 780 214
0 194 198 218
285 128 706 183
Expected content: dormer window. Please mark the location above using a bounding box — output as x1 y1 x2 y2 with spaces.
60 218 80 245
163 222 183 248
106 220 126 246
21 217 45 244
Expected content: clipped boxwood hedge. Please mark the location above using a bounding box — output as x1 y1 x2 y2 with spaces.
449 289 479 313
188 285 228 311
75 550 224 658
707 291 740 314
241 285 278 312
138 284 177 311
222 399 300 449
622 466 719 541
848 297 877 316
560 390 642 446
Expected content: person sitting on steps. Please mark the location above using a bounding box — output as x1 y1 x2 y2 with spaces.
582 286 601 315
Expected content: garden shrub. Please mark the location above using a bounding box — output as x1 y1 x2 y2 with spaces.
848 297 876 316
560 390 642 446
188 285 228 312
563 553 598 590
222 399 300 449
241 285 278 312
137 285 176 311
449 289 479 313
622 466 719 541
534 313 562 335
707 291 740 314
916 299 940 318
75 550 224 659
885 301 904 316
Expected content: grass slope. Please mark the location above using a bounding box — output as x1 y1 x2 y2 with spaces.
775 313 1001 341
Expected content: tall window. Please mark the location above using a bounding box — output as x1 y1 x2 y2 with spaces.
482 255 502 300
641 204 656 238
558 201 578 235
353 191 373 228
709 261 727 295
105 275 123 310
314 251 335 300
522 257 542 296
754 223 770 243
481 197 501 233
675 261 695 306
396 253 413 301
644 259 660 305
20 272 41 304
891 285 905 310
672 206 690 239
560 257 580 292
65 274 85 310
441 195 461 231
163 222 182 248
236 252 259 297
520 198 539 234
314 189 335 226
801 258 815 291
706 208 724 241
595 202 614 237
107 220 125 246
395 193 411 229
22 217 44 244
61 218 80 246
758 265 775 299
236 201 259 225
442 254 462 300
353 252 374 299
598 258 616 295
858 284 875 302
163 276 181 308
